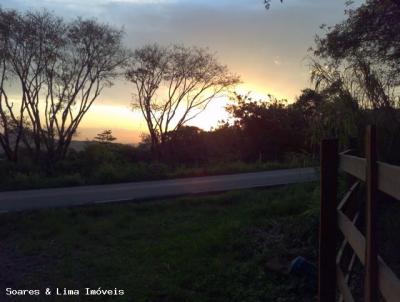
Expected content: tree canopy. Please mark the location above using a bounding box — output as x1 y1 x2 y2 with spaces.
311 0 400 161
125 44 240 155
313 0 400 110
95 130 117 144
0 9 129 163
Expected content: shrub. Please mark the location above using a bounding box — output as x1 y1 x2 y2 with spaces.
50 173 85 187
91 163 122 184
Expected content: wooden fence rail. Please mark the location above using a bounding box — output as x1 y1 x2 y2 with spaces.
318 125 400 302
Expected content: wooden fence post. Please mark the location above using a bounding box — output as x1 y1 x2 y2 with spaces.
319 139 338 302
365 125 378 302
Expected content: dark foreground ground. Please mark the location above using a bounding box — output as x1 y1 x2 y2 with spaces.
0 183 320 302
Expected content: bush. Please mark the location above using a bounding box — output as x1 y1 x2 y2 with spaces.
121 163 154 181
0 172 85 191
50 173 85 187
7 172 45 190
91 163 122 184
147 162 168 178
283 152 317 168
0 143 317 191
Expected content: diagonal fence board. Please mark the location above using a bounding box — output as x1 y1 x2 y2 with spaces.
337 266 355 302
337 210 400 302
337 182 360 212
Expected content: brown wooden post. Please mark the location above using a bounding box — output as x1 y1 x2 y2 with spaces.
365 125 378 302
319 139 338 302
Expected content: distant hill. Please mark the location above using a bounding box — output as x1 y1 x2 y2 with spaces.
69 140 136 151
69 140 93 152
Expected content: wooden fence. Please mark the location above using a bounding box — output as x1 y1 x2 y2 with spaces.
318 125 400 302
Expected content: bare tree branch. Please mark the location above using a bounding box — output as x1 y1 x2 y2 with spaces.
0 8 130 163
126 44 240 155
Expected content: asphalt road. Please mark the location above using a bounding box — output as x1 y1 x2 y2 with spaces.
0 167 318 213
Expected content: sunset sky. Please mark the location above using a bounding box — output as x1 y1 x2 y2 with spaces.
0 0 363 143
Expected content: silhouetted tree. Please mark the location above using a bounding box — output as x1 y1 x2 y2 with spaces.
0 9 40 162
227 93 307 161
162 126 207 164
293 88 361 149
94 130 117 144
311 0 400 160
125 44 240 157
204 123 243 162
312 0 400 109
0 9 129 163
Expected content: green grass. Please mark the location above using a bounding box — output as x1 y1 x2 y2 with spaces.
0 183 320 302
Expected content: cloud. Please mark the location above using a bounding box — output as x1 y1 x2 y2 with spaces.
273 56 281 66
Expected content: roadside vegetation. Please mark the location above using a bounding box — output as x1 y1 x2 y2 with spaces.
0 183 320 302
0 144 316 191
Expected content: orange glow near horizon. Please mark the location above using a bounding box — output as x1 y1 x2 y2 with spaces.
76 83 293 144
7 82 292 145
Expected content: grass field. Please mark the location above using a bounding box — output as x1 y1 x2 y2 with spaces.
0 183 320 302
